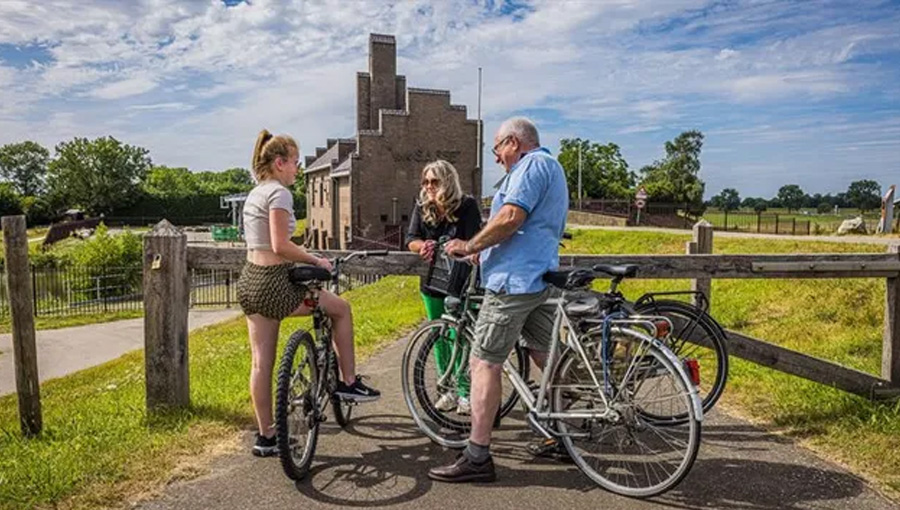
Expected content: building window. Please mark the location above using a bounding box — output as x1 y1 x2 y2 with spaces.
309 180 315 207
380 214 388 223
401 214 408 222
319 180 324 206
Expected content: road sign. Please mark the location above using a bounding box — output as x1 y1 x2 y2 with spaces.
636 187 648 200
635 198 646 209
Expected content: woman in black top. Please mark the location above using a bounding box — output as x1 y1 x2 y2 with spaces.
406 159 482 415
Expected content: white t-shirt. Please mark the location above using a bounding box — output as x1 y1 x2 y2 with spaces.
242 180 296 250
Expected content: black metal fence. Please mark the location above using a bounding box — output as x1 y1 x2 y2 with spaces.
0 265 386 319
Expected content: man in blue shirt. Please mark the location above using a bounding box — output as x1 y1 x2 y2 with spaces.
430 117 569 483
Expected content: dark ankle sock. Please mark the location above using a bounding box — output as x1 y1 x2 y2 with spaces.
464 441 491 463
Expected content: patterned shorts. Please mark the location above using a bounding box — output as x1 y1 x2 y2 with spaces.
237 262 305 320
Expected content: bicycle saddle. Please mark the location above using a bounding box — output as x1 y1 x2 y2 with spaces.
288 265 332 284
543 268 596 290
592 264 638 278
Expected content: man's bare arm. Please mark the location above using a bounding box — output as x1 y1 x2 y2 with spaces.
463 204 527 254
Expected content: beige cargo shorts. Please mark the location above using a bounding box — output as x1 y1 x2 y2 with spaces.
471 286 558 364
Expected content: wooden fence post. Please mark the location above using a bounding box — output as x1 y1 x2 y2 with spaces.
688 220 713 307
143 219 190 411
2 215 42 436
883 245 900 386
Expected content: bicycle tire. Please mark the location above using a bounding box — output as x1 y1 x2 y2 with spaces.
330 358 353 427
552 328 701 498
634 299 728 417
275 329 320 481
401 319 529 448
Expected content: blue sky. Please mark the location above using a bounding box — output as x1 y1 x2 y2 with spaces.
0 0 898 199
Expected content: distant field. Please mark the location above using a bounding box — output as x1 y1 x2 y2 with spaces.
702 208 881 235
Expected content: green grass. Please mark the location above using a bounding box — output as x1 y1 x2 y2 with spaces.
293 218 306 237
701 209 880 235
0 276 424 510
563 229 900 496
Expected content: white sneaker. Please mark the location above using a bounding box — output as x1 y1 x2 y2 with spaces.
456 397 471 416
434 392 458 412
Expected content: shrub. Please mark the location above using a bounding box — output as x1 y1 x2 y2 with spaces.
67 224 143 299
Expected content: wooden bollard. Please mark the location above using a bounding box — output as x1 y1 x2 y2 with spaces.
688 220 713 308
143 219 190 411
2 215 42 436
883 245 900 386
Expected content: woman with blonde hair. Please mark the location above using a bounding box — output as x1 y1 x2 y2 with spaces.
238 129 380 457
405 159 482 415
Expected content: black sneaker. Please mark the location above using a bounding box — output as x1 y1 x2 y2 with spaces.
334 375 381 403
252 433 278 457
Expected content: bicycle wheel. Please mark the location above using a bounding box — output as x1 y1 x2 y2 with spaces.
330 357 353 427
635 299 728 416
401 319 529 448
551 328 701 498
275 330 320 481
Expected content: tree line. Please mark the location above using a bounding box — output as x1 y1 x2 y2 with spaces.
558 129 882 215
709 181 882 214
0 137 307 225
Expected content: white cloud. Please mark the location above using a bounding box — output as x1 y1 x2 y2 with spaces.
0 0 897 196
91 75 157 99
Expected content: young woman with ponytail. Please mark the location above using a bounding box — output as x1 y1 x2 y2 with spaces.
237 129 380 457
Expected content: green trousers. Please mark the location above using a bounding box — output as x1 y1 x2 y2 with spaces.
421 292 470 397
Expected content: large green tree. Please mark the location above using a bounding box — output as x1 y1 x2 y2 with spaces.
195 167 255 195
638 130 706 208
0 140 49 196
711 188 740 211
846 179 881 213
776 184 805 213
558 138 636 200
143 166 200 199
47 136 151 215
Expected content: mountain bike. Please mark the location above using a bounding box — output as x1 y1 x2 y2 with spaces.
275 250 388 481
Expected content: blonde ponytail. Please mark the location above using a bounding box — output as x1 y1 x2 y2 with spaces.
251 129 298 181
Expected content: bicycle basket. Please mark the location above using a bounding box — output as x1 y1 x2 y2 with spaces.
424 252 473 297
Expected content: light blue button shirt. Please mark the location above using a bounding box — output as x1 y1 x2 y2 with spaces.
481 147 569 295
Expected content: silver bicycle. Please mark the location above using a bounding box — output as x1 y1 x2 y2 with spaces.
402 262 703 497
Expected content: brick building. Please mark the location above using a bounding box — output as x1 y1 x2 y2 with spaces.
304 33 482 250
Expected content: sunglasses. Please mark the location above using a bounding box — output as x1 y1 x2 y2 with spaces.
492 135 513 157
421 178 441 187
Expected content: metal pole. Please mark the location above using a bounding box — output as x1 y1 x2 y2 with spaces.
477 67 482 172
578 143 583 210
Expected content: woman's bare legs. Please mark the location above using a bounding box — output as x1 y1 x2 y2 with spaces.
290 290 356 384
246 314 281 438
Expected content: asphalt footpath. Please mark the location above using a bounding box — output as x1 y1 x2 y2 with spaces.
137 334 897 510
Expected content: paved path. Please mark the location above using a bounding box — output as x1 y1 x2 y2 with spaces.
138 335 897 510
568 224 899 246
0 309 242 396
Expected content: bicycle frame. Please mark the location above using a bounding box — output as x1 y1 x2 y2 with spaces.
294 250 390 412
431 265 691 438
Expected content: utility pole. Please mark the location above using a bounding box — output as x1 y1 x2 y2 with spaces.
476 67 483 197
578 142 583 210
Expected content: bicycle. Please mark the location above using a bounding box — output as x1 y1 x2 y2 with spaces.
406 262 703 497
401 252 531 447
631 291 729 419
275 249 388 481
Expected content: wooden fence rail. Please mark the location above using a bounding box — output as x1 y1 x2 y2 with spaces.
177 234 900 403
